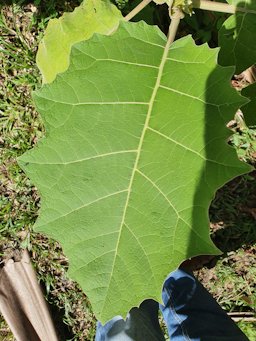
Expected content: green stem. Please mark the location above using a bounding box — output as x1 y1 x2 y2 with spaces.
108 0 152 35
125 0 152 21
192 0 256 15
168 8 183 45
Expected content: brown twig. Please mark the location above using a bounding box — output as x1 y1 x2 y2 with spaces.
228 312 256 322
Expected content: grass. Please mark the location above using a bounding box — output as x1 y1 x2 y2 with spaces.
238 322 256 341
0 1 43 235
0 2 95 340
0 1 255 340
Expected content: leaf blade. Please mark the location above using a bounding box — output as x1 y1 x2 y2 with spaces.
19 21 251 322
36 0 122 84
218 0 256 73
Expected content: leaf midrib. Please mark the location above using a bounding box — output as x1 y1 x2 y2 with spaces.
101 32 173 316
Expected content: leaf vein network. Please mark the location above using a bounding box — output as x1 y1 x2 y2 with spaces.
37 189 128 228
147 127 238 168
100 29 173 313
159 85 218 107
96 58 159 69
136 169 180 218
25 150 137 165
124 222 156 284
65 231 119 253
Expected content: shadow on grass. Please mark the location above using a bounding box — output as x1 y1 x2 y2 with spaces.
188 0 256 269
210 171 256 253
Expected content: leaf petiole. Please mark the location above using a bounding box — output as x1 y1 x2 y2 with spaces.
125 0 153 21
192 0 256 15
168 7 184 44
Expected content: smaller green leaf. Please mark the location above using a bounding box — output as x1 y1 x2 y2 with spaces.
218 0 256 73
241 83 256 125
36 0 122 84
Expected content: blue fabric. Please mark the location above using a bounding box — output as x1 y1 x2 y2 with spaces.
95 300 165 341
95 269 248 341
160 269 248 341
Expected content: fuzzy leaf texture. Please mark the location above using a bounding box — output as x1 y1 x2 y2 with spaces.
19 21 251 323
36 0 121 84
218 0 256 74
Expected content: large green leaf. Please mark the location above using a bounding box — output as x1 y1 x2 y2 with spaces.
218 0 256 73
19 21 250 322
36 0 121 84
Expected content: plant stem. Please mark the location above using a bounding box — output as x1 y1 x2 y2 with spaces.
124 0 152 21
168 8 183 45
108 0 152 35
192 0 256 15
